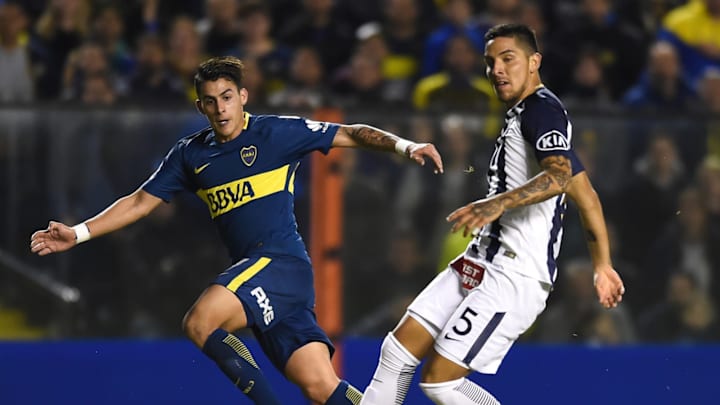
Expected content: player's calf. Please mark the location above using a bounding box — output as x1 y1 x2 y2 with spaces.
202 328 281 405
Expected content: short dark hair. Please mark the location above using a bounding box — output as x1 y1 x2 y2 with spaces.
194 56 245 96
484 23 539 54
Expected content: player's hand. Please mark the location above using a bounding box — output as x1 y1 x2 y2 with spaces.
407 143 444 174
446 197 504 237
30 221 77 256
593 264 625 309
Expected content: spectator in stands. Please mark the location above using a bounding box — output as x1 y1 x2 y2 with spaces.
80 72 117 106
536 258 635 344
658 0 720 88
234 2 292 95
412 34 498 112
563 48 613 107
340 147 394 330
279 0 354 75
61 41 116 101
166 16 206 102
268 46 327 109
420 0 484 77
91 5 133 77
623 41 697 110
0 2 34 102
234 56 268 107
347 229 434 336
553 0 647 99
615 132 689 270
332 52 390 107
31 0 91 99
698 68 720 113
638 272 720 342
128 34 186 104
476 0 522 29
698 156 720 227
376 0 427 101
196 0 242 57
646 186 720 307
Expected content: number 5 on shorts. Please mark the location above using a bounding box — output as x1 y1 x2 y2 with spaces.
452 307 478 336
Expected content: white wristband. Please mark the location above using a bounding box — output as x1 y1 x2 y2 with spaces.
72 223 91 244
395 139 413 156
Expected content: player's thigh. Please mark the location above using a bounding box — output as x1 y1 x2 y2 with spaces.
434 269 548 374
406 268 466 339
183 284 248 343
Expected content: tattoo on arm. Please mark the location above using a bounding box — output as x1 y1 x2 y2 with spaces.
541 155 572 189
494 155 573 210
586 229 597 242
343 124 397 151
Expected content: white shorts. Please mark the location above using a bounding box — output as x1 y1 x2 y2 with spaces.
406 256 550 374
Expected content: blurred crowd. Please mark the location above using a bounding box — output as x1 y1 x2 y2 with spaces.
2 0 720 344
1 0 720 112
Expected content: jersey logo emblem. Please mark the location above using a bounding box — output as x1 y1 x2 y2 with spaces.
241 145 257 166
193 163 211 174
536 130 570 151
305 119 330 133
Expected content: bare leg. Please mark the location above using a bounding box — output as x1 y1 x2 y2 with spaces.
183 285 280 404
285 341 362 404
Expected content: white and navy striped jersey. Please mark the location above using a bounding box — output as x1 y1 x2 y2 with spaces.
471 86 584 285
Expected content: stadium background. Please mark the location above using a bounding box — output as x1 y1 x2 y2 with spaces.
1 0 720 403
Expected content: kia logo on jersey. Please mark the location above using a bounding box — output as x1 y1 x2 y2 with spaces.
536 130 570 151
241 145 257 166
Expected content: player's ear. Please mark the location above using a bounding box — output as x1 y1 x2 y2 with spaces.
195 99 205 115
239 88 248 106
530 52 542 74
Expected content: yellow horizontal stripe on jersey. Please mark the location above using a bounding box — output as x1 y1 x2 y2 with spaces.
226 257 272 292
197 165 290 218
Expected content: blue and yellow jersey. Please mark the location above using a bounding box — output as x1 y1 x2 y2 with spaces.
142 112 339 263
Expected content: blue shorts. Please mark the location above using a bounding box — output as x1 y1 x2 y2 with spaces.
213 255 334 371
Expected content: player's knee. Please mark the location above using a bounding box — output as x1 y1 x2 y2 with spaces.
182 310 212 347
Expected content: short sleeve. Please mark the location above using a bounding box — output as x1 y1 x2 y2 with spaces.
271 116 339 161
141 141 192 202
520 99 585 176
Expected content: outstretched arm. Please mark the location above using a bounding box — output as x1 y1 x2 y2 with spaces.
447 155 572 236
30 189 163 256
333 124 443 173
565 172 625 308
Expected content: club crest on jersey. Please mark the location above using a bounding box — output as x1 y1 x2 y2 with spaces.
240 145 257 166
536 130 570 151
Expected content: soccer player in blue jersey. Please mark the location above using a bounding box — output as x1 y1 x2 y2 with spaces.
361 24 625 405
30 56 443 405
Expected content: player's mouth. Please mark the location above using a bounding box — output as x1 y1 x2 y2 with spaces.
217 119 230 126
494 80 510 91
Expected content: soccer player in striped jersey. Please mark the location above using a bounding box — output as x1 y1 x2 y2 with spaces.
361 24 625 405
30 56 443 405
